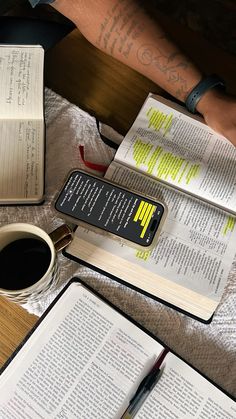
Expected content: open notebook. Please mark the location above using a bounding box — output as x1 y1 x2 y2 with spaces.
0 44 45 204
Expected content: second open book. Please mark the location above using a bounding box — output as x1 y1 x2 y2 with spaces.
0 280 235 418
65 94 236 322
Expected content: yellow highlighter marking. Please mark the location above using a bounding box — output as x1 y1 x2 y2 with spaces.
147 107 173 135
139 202 149 220
140 205 156 238
134 201 157 239
134 200 145 222
136 250 151 261
141 204 153 226
223 216 236 236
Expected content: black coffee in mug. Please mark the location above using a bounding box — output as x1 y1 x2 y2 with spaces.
0 238 52 290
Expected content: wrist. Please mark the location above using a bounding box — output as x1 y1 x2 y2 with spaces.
195 88 223 116
185 74 225 114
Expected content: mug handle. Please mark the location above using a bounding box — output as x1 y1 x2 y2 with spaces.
49 224 74 252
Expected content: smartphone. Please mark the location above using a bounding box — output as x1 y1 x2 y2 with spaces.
54 170 167 249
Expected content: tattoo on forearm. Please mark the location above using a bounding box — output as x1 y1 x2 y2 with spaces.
96 1 191 99
137 44 190 98
96 0 144 59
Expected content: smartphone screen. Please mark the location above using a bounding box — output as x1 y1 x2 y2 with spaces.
55 171 165 247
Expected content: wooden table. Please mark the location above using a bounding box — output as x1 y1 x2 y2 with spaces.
1 14 236 368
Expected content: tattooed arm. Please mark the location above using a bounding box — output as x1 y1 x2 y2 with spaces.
51 0 236 145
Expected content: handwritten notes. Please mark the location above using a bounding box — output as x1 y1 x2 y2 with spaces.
0 45 44 203
0 46 44 118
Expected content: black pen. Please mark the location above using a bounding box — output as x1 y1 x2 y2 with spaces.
120 347 169 419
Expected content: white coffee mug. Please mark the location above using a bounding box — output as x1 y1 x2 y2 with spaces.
0 223 73 304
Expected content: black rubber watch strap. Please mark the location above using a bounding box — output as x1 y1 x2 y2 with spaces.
185 74 225 114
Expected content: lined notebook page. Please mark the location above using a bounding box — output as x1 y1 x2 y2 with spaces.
0 45 44 203
0 45 44 119
0 119 44 201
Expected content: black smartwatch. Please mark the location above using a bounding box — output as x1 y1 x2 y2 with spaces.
185 74 225 114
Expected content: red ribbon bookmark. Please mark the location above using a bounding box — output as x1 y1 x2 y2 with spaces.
79 145 109 173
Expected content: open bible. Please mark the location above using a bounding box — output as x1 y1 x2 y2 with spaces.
0 280 235 418
0 44 45 204
64 94 236 322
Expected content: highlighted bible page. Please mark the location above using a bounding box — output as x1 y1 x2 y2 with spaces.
114 94 236 214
